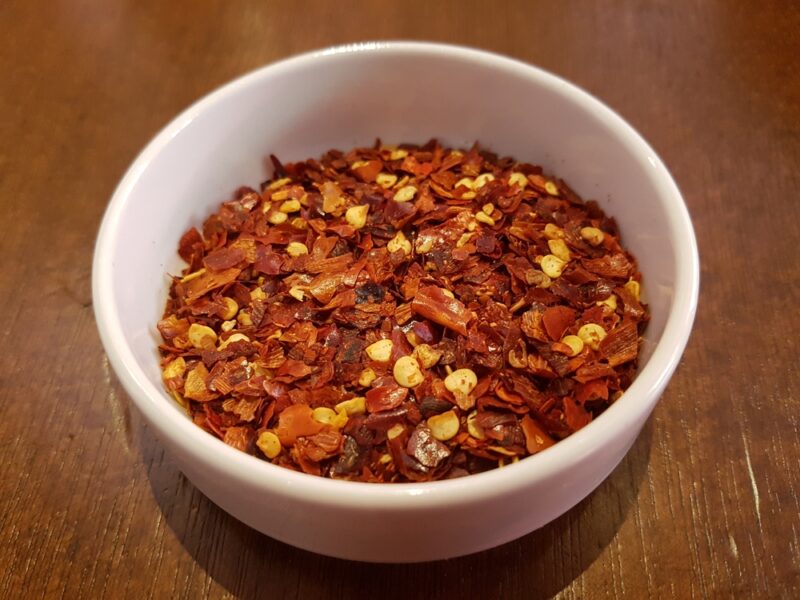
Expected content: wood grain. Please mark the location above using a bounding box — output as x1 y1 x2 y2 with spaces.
1 0 798 597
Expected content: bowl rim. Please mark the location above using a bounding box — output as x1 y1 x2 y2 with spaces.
92 40 699 509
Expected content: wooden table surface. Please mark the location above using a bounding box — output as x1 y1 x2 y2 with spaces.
2 1 798 598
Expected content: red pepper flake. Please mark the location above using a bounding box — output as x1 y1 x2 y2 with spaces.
582 253 633 280
411 285 471 336
183 267 241 303
203 246 245 271
351 160 382 182
563 397 592 431
158 141 649 482
275 404 324 446
521 415 556 454
575 380 609 404
542 306 577 341
407 424 451 468
599 322 639 367
365 385 409 413
178 227 205 269
275 359 315 381
222 426 256 452
254 244 283 275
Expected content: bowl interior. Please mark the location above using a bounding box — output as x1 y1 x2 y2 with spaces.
98 42 692 446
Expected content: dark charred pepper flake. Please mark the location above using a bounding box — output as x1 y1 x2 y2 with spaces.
158 141 649 482
355 282 386 304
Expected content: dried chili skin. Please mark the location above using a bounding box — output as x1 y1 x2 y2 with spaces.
158 141 649 482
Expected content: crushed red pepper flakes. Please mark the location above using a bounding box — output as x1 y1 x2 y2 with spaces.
158 140 649 482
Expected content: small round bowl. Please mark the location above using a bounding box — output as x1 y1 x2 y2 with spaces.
93 41 699 562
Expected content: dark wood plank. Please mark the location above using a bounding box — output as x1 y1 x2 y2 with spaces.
1 0 798 597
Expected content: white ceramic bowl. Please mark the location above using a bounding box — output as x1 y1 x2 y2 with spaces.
93 41 699 562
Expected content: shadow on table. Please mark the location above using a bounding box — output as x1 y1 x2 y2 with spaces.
130 391 653 600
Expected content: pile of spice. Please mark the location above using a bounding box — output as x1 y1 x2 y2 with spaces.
158 141 649 482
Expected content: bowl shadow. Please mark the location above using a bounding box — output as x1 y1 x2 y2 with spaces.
120 380 653 600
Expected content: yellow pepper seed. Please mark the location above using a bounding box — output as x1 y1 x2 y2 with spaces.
188 323 217 349
475 212 495 226
220 319 236 332
580 226 605 246
365 339 394 362
393 185 417 203
441 289 455 299
312 407 347 429
286 242 309 257
332 409 349 429
279 199 301 213
412 344 442 369
597 294 618 311
268 211 288 225
387 423 405 439
345 204 369 229
541 254 567 278
387 230 412 255
389 148 408 160
467 410 486 440
547 238 571 262
378 453 393 464
269 189 291 202
250 287 266 302
312 407 338 425
544 223 564 240
393 355 424 388
482 203 495 215
456 233 474 248
220 297 239 320
267 177 292 190
350 160 370 170
288 286 306 301
256 431 282 458
624 279 641 301
455 177 475 190
474 173 495 189
358 367 377 387
405 330 421 347
444 368 478 396
427 410 460 441
578 323 607 350
290 217 307 229
237 311 253 327
525 269 552 288
508 172 528 188
544 181 559 195
561 334 585 357
376 173 398 189
416 236 434 254
336 396 367 416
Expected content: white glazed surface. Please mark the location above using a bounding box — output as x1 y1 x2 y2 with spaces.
93 42 699 562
